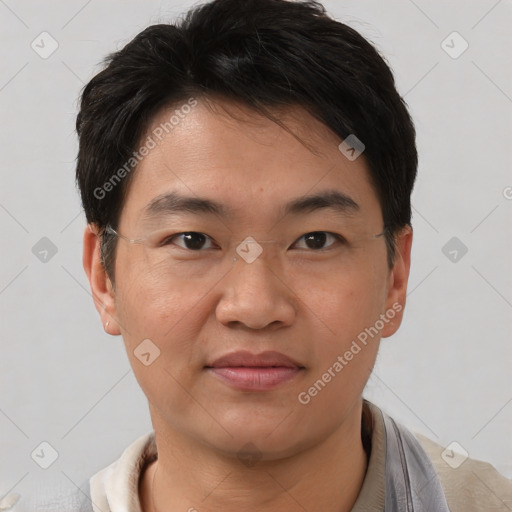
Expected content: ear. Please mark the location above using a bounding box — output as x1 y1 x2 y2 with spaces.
82 224 121 335
381 225 413 338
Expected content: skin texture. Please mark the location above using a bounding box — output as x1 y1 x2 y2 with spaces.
83 98 412 512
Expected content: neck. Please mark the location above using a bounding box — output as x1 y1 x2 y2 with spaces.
140 401 369 512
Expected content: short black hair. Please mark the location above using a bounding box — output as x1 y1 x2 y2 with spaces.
75 0 417 282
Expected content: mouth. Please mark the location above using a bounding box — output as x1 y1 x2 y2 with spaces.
205 350 305 391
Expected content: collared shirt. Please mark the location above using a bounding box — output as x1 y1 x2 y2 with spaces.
66 400 511 511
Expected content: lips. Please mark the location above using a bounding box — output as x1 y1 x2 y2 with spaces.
207 350 302 369
205 350 304 391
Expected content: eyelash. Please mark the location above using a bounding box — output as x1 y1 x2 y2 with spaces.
161 231 347 251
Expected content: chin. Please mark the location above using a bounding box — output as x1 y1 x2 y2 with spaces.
196 411 311 459
209 433 306 463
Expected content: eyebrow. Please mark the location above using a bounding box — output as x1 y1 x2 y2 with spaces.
142 189 359 222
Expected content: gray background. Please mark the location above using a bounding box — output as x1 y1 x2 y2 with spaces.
1 0 511 509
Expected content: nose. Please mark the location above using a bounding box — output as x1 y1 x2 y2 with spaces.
215 251 298 330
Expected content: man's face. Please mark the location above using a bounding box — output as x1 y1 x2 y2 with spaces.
96 99 409 459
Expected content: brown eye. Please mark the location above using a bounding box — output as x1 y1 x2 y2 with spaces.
293 232 344 250
165 232 216 250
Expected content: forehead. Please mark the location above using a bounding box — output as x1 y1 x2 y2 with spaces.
119 98 382 229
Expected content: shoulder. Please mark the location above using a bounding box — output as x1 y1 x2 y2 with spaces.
414 432 512 512
38 433 156 512
89 431 157 510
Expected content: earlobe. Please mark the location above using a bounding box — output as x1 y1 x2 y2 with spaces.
381 226 413 338
83 224 121 335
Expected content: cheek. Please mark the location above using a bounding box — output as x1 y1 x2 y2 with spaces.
306 259 388 333
295 269 386 422
114 259 208 356
299 257 389 388
114 267 207 418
